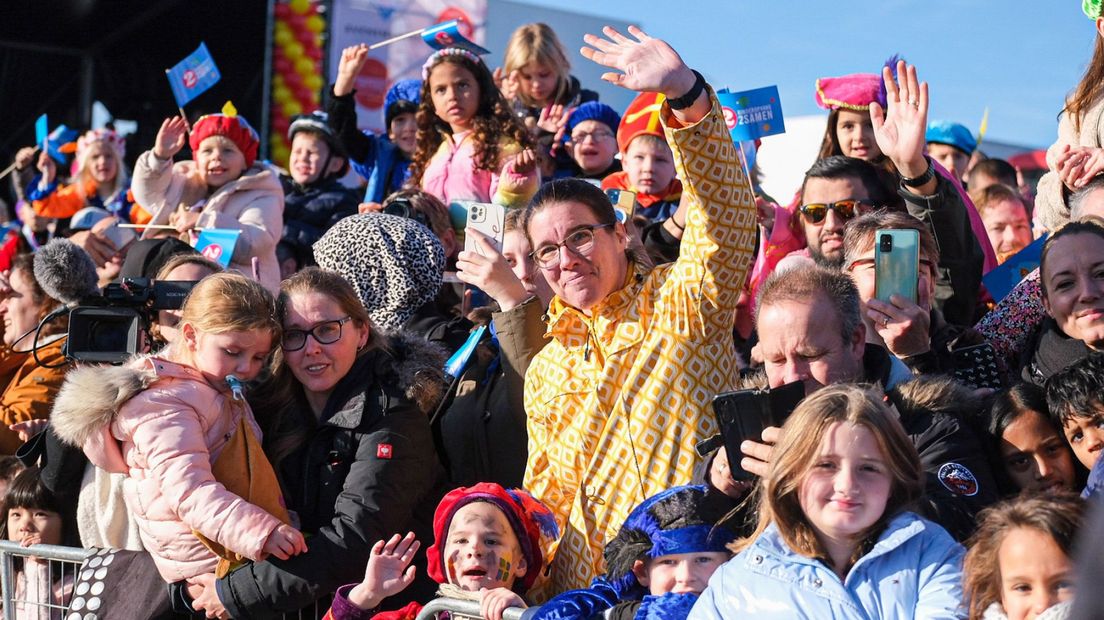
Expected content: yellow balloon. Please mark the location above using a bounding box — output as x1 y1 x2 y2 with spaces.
304 74 323 92
306 15 325 33
270 132 284 146
274 29 292 47
272 74 285 88
273 87 291 105
283 100 302 117
284 41 304 61
289 0 310 14
295 57 315 77
273 146 290 166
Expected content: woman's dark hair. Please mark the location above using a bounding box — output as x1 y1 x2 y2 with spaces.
1065 33 1104 132
0 467 80 574
1039 217 1104 299
963 493 1084 620
407 54 532 187
1045 352 1104 428
10 253 67 339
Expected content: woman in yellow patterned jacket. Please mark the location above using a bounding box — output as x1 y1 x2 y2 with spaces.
520 26 757 596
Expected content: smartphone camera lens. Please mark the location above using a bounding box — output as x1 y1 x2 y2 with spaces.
880 234 893 252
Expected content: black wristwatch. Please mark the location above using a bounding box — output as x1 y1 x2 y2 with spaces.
666 70 705 110
900 157 936 188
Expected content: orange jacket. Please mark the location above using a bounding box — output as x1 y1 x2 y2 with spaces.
0 336 68 454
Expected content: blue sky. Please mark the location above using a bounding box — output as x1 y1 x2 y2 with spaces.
521 0 1091 149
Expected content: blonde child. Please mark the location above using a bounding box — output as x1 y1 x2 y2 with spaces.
600 92 681 222
28 128 149 225
51 273 305 591
498 23 597 133
690 384 966 619
0 467 75 620
408 48 539 208
323 483 557 620
963 493 1083 620
132 106 283 292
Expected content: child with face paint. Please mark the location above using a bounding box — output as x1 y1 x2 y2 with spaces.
323 483 557 620
531 485 737 620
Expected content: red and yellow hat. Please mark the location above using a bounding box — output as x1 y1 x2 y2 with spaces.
616 92 667 154
189 101 260 168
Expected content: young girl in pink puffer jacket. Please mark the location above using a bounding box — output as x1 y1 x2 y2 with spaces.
51 273 305 587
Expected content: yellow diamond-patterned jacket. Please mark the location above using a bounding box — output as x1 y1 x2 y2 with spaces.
523 90 758 597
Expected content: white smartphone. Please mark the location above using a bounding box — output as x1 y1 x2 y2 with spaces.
463 202 506 256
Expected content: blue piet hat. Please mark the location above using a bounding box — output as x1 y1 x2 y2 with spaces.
926 120 977 155
603 485 737 597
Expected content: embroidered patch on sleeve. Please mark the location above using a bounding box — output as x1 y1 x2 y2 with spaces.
377 443 393 459
937 462 979 496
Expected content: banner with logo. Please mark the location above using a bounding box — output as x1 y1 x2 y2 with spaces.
717 86 785 143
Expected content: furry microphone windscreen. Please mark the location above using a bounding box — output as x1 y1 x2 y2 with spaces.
33 239 100 305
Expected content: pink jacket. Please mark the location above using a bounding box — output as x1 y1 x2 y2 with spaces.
50 357 283 583
131 151 284 293
420 132 538 208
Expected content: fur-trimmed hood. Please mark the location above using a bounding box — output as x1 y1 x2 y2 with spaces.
50 355 160 451
364 331 448 416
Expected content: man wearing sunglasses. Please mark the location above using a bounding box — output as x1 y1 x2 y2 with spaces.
795 156 890 268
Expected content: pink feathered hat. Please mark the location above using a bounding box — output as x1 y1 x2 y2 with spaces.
814 73 884 112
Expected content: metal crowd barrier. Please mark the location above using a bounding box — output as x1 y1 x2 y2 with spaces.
0 540 92 620
0 540 325 619
415 598 529 620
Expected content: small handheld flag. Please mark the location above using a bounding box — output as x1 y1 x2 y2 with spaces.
194 228 241 268
367 19 489 55
35 114 48 151
166 43 221 109
717 86 785 143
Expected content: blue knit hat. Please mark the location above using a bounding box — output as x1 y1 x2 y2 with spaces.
926 120 977 155
385 79 422 127
567 101 622 137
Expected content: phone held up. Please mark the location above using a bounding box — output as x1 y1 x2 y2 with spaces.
874 228 920 305
712 380 806 481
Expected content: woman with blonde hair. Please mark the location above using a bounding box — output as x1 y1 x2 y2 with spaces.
691 384 966 619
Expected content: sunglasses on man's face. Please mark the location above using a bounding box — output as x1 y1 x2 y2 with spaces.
798 199 874 224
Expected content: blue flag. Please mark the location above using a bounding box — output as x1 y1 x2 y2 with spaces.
34 114 48 148
166 43 221 108
194 228 240 268
982 234 1047 303
444 325 487 378
717 86 785 142
422 20 491 55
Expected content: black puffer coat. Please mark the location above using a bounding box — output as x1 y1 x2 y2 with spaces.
279 175 359 263
218 335 448 618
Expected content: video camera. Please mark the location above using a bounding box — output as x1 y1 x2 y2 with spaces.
66 278 197 364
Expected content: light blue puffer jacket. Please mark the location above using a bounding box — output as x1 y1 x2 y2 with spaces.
689 512 966 619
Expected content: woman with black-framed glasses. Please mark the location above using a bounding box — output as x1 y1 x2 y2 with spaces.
195 267 447 616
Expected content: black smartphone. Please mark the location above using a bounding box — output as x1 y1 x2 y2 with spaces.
951 343 1003 390
712 380 805 480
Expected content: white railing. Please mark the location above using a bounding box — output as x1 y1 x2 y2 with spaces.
415 597 528 620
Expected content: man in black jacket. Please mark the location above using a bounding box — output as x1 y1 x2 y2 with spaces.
711 265 997 541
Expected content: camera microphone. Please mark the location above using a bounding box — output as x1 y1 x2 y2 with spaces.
32 239 100 306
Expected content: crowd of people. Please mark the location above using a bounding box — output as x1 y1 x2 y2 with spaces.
1 5 1104 620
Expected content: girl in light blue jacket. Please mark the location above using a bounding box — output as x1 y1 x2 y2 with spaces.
690 384 967 619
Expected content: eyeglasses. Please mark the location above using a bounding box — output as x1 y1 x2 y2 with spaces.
570 129 614 143
530 223 616 269
798 199 873 224
282 317 353 351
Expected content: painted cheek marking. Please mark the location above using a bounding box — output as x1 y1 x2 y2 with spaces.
495 557 511 583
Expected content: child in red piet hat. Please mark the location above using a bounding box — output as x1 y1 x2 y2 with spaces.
323 483 558 620
131 102 284 292
601 92 682 223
